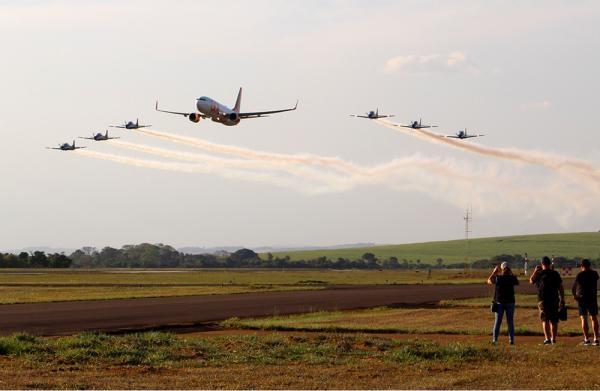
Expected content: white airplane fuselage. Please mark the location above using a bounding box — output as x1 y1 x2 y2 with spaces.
195 97 240 126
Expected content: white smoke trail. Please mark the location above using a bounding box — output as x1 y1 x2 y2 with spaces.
101 136 592 221
75 149 340 194
131 128 511 187
134 128 362 174
109 139 349 188
375 119 600 193
111 139 508 189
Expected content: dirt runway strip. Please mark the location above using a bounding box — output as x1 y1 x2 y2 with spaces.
0 283 537 336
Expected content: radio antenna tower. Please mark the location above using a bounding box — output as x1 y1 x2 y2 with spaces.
464 206 473 265
464 206 472 240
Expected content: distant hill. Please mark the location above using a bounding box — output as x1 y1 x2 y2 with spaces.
253 243 376 253
179 243 376 255
178 246 245 255
264 232 600 264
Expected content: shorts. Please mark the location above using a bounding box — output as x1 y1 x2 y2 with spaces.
538 300 559 323
578 301 599 316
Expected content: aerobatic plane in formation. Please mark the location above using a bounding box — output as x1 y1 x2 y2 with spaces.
446 129 484 139
398 118 437 129
155 87 298 126
46 140 86 151
79 130 119 141
350 109 394 119
110 119 151 129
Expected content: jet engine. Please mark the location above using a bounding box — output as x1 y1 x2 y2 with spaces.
188 113 201 123
228 112 238 121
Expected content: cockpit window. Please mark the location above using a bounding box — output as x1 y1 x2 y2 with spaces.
198 97 207 101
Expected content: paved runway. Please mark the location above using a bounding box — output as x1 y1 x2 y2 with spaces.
0 283 537 336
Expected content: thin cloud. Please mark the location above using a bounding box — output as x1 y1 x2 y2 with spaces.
520 100 552 112
384 51 478 74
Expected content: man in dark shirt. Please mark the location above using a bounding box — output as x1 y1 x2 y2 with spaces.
530 256 565 344
572 259 599 345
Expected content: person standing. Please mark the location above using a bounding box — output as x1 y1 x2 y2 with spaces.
530 256 565 344
488 261 519 344
572 259 599 345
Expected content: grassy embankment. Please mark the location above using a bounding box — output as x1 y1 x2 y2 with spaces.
0 331 599 389
0 269 489 304
266 232 600 263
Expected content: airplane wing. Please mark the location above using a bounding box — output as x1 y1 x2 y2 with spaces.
445 135 461 138
377 115 395 119
239 101 298 119
109 125 126 128
78 137 96 140
136 125 152 128
350 115 369 118
107 137 121 140
46 147 62 150
154 100 206 118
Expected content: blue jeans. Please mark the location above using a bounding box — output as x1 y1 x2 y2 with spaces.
493 303 515 342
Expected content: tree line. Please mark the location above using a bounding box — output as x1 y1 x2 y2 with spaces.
1 243 598 269
0 251 72 268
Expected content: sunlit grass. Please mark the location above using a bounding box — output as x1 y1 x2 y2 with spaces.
0 268 492 286
222 304 585 336
0 285 321 304
1 331 600 389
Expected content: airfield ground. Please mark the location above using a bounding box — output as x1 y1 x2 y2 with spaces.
0 268 491 304
0 268 594 388
1 300 599 389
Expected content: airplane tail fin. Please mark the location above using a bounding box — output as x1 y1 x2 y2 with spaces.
233 87 242 113
136 118 139 126
376 108 379 117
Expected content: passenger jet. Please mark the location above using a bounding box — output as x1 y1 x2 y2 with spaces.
155 88 298 126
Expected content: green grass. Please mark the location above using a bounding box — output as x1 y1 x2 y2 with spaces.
221 304 586 336
2 331 600 389
440 294 581 309
0 268 490 287
0 332 504 368
0 269 494 304
265 232 600 263
0 285 320 304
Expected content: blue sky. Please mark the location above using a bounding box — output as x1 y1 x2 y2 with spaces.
1 1 599 250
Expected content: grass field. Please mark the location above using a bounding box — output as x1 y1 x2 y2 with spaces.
0 269 493 304
0 268 490 285
221 299 585 336
1 331 599 388
0 285 321 304
266 232 600 263
1 287 598 388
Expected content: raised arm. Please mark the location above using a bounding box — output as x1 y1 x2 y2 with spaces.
529 265 541 284
487 266 500 285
